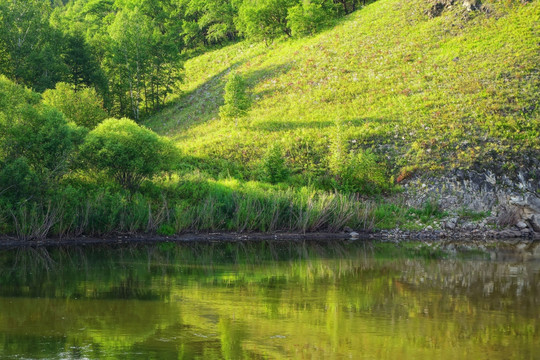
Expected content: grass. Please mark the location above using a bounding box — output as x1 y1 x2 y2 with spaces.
146 0 539 184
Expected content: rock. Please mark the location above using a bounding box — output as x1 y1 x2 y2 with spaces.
425 225 433 231
516 221 528 229
498 230 522 238
463 222 477 231
529 215 540 233
343 226 354 233
349 231 359 238
445 218 458 230
463 0 480 11
510 195 540 232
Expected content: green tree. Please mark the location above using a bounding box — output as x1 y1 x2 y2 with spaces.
80 118 175 191
0 76 81 199
105 5 182 119
219 73 250 125
42 82 108 129
236 0 297 43
0 0 68 91
287 0 338 37
178 0 239 47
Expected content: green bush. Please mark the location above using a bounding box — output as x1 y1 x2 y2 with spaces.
219 73 251 125
333 149 391 195
261 144 289 183
80 118 176 191
0 76 81 187
0 158 40 202
42 82 107 129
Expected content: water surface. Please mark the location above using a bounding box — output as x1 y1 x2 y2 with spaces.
0 241 538 359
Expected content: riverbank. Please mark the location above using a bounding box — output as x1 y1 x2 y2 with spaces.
0 228 538 250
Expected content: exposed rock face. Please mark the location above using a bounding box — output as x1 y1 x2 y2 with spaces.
425 0 482 18
403 167 540 233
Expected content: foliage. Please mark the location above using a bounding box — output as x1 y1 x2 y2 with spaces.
261 143 289 183
219 73 251 124
287 0 338 37
0 76 80 183
42 82 108 129
179 0 238 47
80 118 175 191
236 0 297 42
0 158 40 202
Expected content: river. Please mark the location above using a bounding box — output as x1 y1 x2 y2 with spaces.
0 240 538 359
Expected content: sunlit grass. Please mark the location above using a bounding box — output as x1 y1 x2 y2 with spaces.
146 0 539 182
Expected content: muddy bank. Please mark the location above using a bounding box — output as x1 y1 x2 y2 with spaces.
0 229 538 250
0 232 360 249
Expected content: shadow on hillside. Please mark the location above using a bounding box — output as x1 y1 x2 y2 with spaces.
165 61 294 133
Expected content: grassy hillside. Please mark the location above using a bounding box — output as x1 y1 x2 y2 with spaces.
147 0 539 183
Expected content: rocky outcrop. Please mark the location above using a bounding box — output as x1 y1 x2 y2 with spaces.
425 0 485 18
403 168 540 236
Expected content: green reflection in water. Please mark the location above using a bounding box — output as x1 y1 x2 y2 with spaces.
0 241 538 359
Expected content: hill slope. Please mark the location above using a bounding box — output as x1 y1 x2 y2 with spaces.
146 0 539 185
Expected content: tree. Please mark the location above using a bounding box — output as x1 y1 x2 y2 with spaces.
80 118 175 191
219 73 250 126
287 0 338 37
0 0 68 91
42 82 108 129
105 5 182 119
236 0 297 43
178 0 238 47
0 76 81 199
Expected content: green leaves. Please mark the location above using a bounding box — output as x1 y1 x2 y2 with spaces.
80 118 176 190
220 73 251 124
42 82 107 129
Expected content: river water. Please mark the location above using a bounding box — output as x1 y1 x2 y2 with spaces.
0 240 538 359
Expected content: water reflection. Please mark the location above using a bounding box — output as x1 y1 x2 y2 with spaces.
0 241 538 359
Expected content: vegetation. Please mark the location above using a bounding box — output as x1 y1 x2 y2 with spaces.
42 82 108 129
80 118 175 191
0 0 538 239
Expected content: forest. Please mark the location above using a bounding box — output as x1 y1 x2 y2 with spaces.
0 0 538 239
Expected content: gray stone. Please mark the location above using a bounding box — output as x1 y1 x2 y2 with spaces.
529 215 540 233
516 221 528 229
499 230 522 238
445 218 457 230
349 231 359 238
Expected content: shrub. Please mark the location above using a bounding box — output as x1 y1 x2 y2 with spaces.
261 144 289 183
0 158 40 202
219 73 250 125
332 149 391 195
80 118 175 191
0 76 81 186
42 82 107 129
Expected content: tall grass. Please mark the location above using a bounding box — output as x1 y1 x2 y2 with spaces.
0 178 389 240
